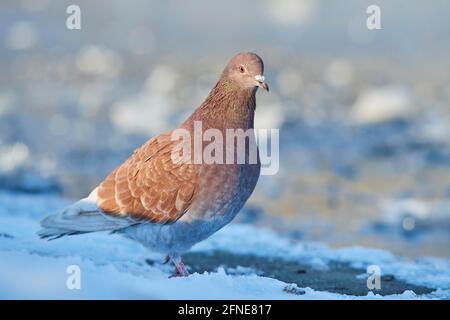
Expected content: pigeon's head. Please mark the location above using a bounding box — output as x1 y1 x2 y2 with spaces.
223 52 269 92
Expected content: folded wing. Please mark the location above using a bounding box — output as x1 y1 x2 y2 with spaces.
97 133 198 224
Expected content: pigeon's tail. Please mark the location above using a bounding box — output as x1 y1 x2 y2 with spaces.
38 188 136 241
37 227 90 240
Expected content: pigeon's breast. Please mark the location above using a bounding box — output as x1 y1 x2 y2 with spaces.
189 161 260 220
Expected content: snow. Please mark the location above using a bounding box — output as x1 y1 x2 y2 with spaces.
351 86 414 124
1 191 449 300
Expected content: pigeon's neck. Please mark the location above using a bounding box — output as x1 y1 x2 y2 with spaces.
185 78 256 130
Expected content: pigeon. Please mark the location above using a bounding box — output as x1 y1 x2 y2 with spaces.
38 52 269 276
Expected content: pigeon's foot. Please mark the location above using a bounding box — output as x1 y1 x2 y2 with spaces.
169 254 190 277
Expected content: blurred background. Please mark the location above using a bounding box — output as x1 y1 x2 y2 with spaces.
1 0 450 258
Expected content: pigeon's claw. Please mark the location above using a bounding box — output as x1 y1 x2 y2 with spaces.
169 254 190 277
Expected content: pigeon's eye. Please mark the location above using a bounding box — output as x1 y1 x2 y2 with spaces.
239 66 245 73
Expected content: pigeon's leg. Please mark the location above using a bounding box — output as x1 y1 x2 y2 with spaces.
169 254 190 277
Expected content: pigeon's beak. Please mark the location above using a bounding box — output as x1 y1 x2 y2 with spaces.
255 75 269 92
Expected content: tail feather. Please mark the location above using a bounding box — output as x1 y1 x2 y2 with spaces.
37 188 136 240
37 227 89 241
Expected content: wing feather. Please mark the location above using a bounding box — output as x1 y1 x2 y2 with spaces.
97 133 197 223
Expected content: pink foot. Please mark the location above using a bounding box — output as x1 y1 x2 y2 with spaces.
169 255 190 277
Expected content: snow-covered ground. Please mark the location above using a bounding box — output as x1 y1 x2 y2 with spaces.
0 191 449 300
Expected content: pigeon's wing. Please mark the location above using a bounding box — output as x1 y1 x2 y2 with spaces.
97 132 198 224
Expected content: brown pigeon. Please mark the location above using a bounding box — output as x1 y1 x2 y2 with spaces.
38 52 269 276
